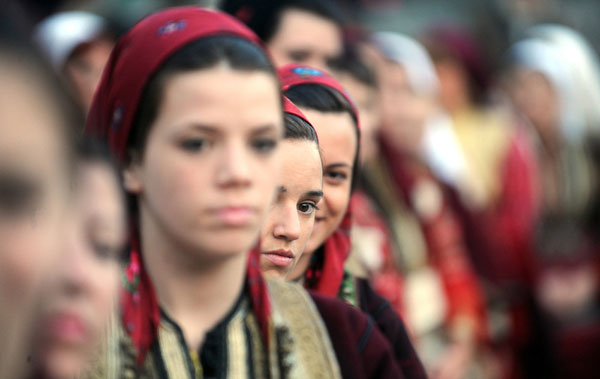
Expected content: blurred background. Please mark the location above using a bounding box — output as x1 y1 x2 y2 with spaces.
11 0 600 378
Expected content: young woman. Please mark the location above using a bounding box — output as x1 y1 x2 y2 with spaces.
260 98 323 279
279 64 427 378
30 139 126 379
0 16 75 378
84 7 347 378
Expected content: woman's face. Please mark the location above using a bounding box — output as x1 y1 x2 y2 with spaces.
267 8 342 70
0 61 71 376
337 73 381 163
260 139 323 279
507 67 560 140
34 162 125 378
126 66 283 260
288 109 356 279
380 62 431 155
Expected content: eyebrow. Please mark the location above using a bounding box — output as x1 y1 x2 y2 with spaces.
278 186 287 193
326 163 351 169
304 190 323 198
189 124 278 135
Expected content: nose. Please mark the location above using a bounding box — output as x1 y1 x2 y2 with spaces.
215 140 251 188
272 202 301 242
60 224 93 297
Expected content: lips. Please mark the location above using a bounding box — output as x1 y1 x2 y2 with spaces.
262 249 294 267
44 312 89 345
214 206 256 226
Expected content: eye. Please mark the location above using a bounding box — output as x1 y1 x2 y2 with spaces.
0 174 40 218
324 170 348 184
251 138 278 153
288 50 310 62
298 201 318 215
180 138 210 153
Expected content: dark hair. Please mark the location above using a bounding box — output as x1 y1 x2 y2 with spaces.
284 84 360 189
284 113 318 142
222 0 343 43
329 51 377 89
129 35 281 159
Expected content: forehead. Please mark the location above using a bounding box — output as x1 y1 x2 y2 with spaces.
337 74 375 104
0 65 65 166
300 109 356 166
274 9 341 50
280 139 322 188
155 67 282 131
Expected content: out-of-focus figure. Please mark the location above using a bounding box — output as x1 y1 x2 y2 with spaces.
352 32 489 379
505 27 600 378
34 11 115 113
222 0 344 70
29 139 126 379
0 13 75 379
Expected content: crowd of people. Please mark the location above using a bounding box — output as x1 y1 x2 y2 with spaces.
1 0 599 378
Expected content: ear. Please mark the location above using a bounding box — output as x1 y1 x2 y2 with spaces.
123 164 143 194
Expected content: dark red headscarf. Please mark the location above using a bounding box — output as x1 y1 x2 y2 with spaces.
278 64 359 297
85 6 272 364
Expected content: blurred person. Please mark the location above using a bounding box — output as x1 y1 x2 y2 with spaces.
281 64 427 379
83 7 402 378
29 139 126 379
222 0 344 70
421 25 539 289
0 12 76 378
34 11 115 113
367 32 489 379
506 35 600 378
260 98 323 279
329 51 404 311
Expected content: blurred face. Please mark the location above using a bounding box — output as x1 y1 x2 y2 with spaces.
380 62 431 155
260 139 323 278
127 67 283 260
336 73 381 163
64 39 113 112
288 109 356 279
268 8 342 70
507 67 560 141
0 60 71 377
35 162 125 378
434 58 470 113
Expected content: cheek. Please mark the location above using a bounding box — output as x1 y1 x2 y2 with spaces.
0 215 63 310
324 183 351 217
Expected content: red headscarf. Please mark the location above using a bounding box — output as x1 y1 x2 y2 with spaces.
283 96 318 142
85 6 272 364
278 64 359 297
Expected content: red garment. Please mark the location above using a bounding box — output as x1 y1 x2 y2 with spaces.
380 139 487 340
278 64 359 297
350 191 405 315
84 6 272 364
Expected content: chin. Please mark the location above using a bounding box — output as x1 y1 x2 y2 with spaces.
40 350 89 379
197 229 259 257
259 263 286 279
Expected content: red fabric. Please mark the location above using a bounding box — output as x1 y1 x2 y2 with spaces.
278 64 359 128
279 64 358 297
351 191 405 315
283 96 309 124
379 139 487 340
85 6 271 364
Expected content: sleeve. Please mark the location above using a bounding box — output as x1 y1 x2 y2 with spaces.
310 292 405 379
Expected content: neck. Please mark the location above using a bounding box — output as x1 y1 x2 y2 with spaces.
139 206 247 351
